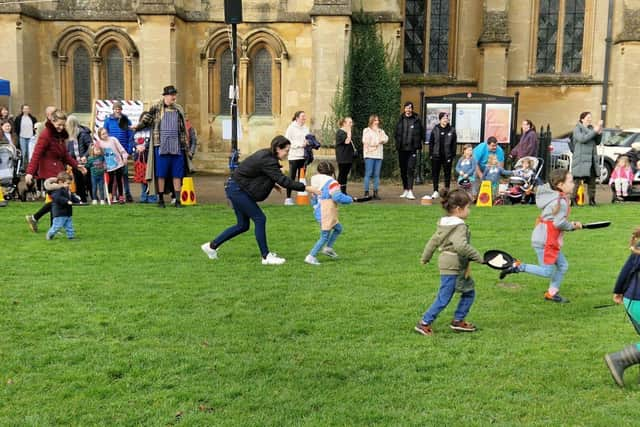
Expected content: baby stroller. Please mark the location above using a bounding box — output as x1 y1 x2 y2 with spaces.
503 156 543 205
0 142 22 202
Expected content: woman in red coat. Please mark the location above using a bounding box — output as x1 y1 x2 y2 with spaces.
24 109 86 232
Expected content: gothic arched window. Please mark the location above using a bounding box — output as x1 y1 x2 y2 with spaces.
253 48 272 115
73 46 91 113
105 46 125 99
219 48 233 115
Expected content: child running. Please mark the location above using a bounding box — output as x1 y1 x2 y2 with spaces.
415 189 484 336
499 168 582 303
45 171 75 240
305 161 353 265
605 227 640 387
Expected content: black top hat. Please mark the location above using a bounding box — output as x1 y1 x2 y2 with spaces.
162 85 178 96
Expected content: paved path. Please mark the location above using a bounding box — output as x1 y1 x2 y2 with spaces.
191 174 615 205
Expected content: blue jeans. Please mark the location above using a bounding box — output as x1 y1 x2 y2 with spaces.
47 216 75 239
310 223 343 257
422 274 475 324
521 247 569 292
364 158 382 192
19 136 32 169
91 174 105 201
212 179 268 257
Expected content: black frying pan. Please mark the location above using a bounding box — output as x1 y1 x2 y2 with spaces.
583 221 611 229
483 250 517 270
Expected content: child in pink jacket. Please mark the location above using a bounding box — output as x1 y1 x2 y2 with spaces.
611 156 634 200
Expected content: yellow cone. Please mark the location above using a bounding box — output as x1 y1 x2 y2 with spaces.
180 177 197 206
0 186 7 207
476 180 493 207
296 167 309 205
576 180 585 206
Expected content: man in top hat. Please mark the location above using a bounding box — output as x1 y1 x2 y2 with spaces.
103 101 134 202
135 85 190 208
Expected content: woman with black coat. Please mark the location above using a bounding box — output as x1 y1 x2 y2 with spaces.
201 135 320 265
334 117 356 195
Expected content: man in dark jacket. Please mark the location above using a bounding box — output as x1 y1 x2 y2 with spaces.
395 102 424 200
428 112 457 198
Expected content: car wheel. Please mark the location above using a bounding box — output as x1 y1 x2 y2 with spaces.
600 161 612 184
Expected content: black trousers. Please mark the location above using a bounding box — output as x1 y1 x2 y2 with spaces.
431 157 453 192
286 159 306 198
337 162 353 194
109 168 125 199
398 150 417 190
71 167 90 202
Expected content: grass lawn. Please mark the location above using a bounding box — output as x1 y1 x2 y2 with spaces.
1 200 639 425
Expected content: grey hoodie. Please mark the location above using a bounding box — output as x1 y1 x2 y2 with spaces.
421 216 483 275
531 183 575 249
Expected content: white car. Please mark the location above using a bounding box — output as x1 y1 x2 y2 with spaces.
596 128 640 183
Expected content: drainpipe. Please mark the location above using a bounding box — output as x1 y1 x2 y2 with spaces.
601 0 614 126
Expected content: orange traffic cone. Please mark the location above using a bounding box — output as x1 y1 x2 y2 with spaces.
476 180 493 207
180 177 197 206
296 167 310 205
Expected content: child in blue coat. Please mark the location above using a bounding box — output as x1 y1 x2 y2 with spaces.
305 161 353 265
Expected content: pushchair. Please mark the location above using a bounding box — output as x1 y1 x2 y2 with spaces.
502 156 543 205
0 142 22 201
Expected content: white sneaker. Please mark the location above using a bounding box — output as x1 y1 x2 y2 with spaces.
305 254 321 265
399 190 408 198
262 252 286 265
91 200 98 205
321 247 338 258
200 242 218 259
100 200 105 205
431 190 440 199
284 198 294 206
406 190 416 200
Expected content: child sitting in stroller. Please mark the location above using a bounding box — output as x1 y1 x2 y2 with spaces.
506 156 541 204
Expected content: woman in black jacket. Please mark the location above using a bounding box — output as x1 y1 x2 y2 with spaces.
334 117 355 195
201 135 320 265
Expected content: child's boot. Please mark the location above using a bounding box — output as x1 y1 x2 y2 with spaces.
605 344 640 387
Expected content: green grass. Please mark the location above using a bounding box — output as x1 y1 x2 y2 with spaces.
1 200 639 425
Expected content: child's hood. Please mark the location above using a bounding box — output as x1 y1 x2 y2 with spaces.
535 183 561 209
310 174 333 190
44 177 65 191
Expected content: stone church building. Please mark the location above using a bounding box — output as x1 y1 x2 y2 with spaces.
1 0 639 172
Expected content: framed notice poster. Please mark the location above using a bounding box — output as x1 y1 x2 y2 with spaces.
455 103 482 143
425 103 453 143
484 103 512 144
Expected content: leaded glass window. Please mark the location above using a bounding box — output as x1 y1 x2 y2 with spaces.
219 48 232 115
253 48 272 115
429 0 449 74
73 46 91 113
404 0 425 73
536 0 559 73
562 0 585 73
106 46 124 99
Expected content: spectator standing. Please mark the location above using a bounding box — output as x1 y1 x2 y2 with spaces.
428 112 457 199
571 111 602 206
283 111 309 205
0 106 13 129
334 117 356 196
362 114 388 200
13 104 37 170
134 85 190 208
66 115 92 202
395 101 424 200
509 120 538 162
103 101 134 202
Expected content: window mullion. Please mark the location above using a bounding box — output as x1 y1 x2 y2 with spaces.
555 0 566 73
